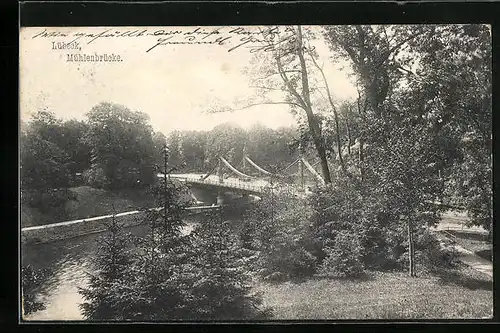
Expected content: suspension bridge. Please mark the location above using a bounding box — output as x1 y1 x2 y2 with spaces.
161 151 327 202
22 151 329 243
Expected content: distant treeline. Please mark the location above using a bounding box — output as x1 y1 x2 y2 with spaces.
20 102 305 197
165 123 303 174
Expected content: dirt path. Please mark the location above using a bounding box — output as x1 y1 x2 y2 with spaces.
452 244 492 278
432 231 492 278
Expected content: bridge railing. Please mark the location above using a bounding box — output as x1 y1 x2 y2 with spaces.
184 175 265 192
170 173 306 197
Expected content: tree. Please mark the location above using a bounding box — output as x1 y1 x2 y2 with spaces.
79 144 196 320
84 102 157 189
59 119 92 175
20 131 71 191
244 123 298 173
187 209 272 319
241 26 341 183
21 110 72 191
205 122 248 167
78 209 135 320
402 25 492 237
21 265 47 316
20 111 72 217
180 130 208 172
322 25 451 276
122 144 196 320
165 131 183 168
245 123 277 169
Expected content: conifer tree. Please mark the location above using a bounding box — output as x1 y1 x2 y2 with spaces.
21 264 47 316
125 143 196 320
188 208 272 320
78 208 134 320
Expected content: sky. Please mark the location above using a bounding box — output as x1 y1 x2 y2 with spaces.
20 26 358 134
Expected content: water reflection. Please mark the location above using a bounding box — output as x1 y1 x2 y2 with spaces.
23 224 162 320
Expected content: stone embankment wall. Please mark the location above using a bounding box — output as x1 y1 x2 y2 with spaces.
21 211 148 245
21 202 251 245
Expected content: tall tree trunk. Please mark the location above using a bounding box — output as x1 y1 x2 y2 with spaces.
299 151 305 190
315 140 332 184
296 26 332 184
331 110 350 180
345 117 352 155
407 217 416 277
359 137 365 183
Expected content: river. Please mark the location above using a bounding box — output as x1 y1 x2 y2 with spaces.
21 211 240 321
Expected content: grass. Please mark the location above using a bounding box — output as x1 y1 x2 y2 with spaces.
65 186 154 217
21 186 154 228
253 266 493 319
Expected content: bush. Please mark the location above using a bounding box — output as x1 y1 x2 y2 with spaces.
308 174 446 275
259 241 317 282
22 265 48 316
392 228 461 274
245 188 317 281
21 188 75 223
308 181 365 263
82 166 110 189
318 230 365 278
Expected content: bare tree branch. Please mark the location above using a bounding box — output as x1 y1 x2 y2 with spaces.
248 85 285 91
262 29 308 110
307 47 356 183
376 28 426 69
234 101 305 111
253 70 302 81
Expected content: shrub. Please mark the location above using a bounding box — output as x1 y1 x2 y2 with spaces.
318 230 365 278
82 166 110 189
308 173 446 275
391 228 461 274
258 240 317 282
420 235 460 269
245 187 317 281
308 181 365 263
22 265 48 316
21 188 74 223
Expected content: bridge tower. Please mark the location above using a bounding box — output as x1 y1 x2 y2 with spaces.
242 145 247 171
298 144 305 191
217 158 223 183
215 157 224 205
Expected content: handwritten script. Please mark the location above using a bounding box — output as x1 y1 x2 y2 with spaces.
31 26 302 54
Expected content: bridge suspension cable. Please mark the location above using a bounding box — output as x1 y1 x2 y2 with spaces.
201 164 217 181
219 156 254 179
279 158 301 174
271 157 325 184
244 156 272 176
300 157 325 184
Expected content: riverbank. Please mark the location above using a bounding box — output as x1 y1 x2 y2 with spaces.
21 210 149 245
21 186 154 228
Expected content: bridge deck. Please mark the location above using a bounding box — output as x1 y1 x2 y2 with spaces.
164 173 272 193
162 173 308 198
